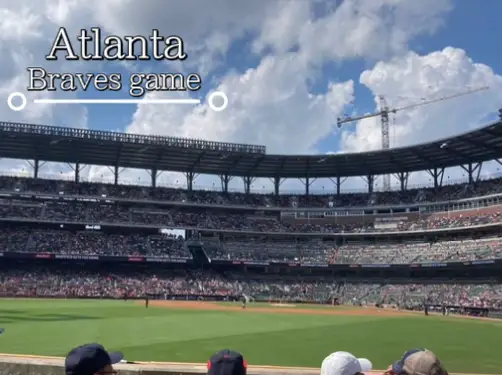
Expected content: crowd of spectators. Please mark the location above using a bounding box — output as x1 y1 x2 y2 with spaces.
1 226 501 264
330 237 502 264
0 175 501 208
1 175 501 311
337 283 502 310
0 228 189 258
207 237 502 264
1 199 501 235
0 268 198 298
0 266 500 310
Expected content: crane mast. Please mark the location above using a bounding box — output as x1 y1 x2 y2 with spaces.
379 96 390 153
337 86 489 191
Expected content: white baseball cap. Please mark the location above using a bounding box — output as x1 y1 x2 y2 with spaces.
321 351 373 375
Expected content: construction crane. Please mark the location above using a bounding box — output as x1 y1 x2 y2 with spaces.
336 86 490 191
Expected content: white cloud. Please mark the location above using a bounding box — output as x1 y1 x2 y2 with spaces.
0 0 90 176
127 54 354 153
2 0 500 194
0 7 42 41
252 1 310 55
98 0 457 191
89 53 354 187
256 0 453 64
342 47 502 152
340 47 502 186
88 0 289 75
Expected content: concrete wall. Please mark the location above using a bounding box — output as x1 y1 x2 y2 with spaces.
0 355 319 375
0 355 488 375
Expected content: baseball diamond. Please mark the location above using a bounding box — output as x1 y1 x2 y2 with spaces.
2 2 502 375
0 120 501 375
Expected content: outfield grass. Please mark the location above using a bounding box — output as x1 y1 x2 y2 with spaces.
0 299 500 373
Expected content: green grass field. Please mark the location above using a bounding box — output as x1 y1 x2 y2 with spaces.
0 299 500 374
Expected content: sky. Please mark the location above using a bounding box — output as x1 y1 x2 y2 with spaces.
1 0 502 194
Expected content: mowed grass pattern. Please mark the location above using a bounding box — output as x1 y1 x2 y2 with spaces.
0 299 501 373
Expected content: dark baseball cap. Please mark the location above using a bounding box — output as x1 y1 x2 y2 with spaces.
65 343 123 375
207 350 247 375
0 328 4 334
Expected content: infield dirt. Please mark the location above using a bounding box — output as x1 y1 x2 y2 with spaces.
149 300 409 317
148 300 502 323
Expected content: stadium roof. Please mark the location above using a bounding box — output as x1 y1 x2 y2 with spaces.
0 120 502 179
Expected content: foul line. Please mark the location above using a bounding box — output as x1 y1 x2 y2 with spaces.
33 98 201 105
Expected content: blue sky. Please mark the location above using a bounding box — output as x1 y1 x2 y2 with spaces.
2 0 502 188
71 0 502 154
417 1 501 69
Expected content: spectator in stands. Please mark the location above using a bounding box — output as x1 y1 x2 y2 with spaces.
3 175 502 208
321 351 372 375
207 350 247 375
1 265 502 310
65 343 123 375
389 349 447 375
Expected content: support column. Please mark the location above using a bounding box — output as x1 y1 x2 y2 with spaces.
33 159 39 179
426 168 444 189
186 172 195 191
68 162 86 184
299 177 316 195
150 168 158 188
242 176 254 194
27 159 44 179
110 165 124 185
75 162 80 183
366 175 374 194
460 163 482 185
220 174 231 193
147 169 163 188
393 172 409 191
329 177 345 195
274 176 281 195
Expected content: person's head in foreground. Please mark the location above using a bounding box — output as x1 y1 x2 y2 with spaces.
321 351 373 375
390 349 448 375
65 343 124 375
207 349 247 375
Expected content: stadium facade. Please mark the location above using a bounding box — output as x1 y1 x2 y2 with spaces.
0 120 502 315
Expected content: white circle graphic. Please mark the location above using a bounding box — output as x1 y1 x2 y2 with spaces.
7 92 27 112
208 91 228 112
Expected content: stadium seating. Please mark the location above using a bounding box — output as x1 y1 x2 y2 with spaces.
1 175 502 208
0 198 501 234
0 174 502 309
0 265 500 309
1 226 502 264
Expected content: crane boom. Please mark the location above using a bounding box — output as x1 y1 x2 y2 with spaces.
391 86 489 113
335 85 490 192
337 86 489 126
337 110 384 124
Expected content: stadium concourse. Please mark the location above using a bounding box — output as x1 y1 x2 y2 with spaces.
0 122 502 315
